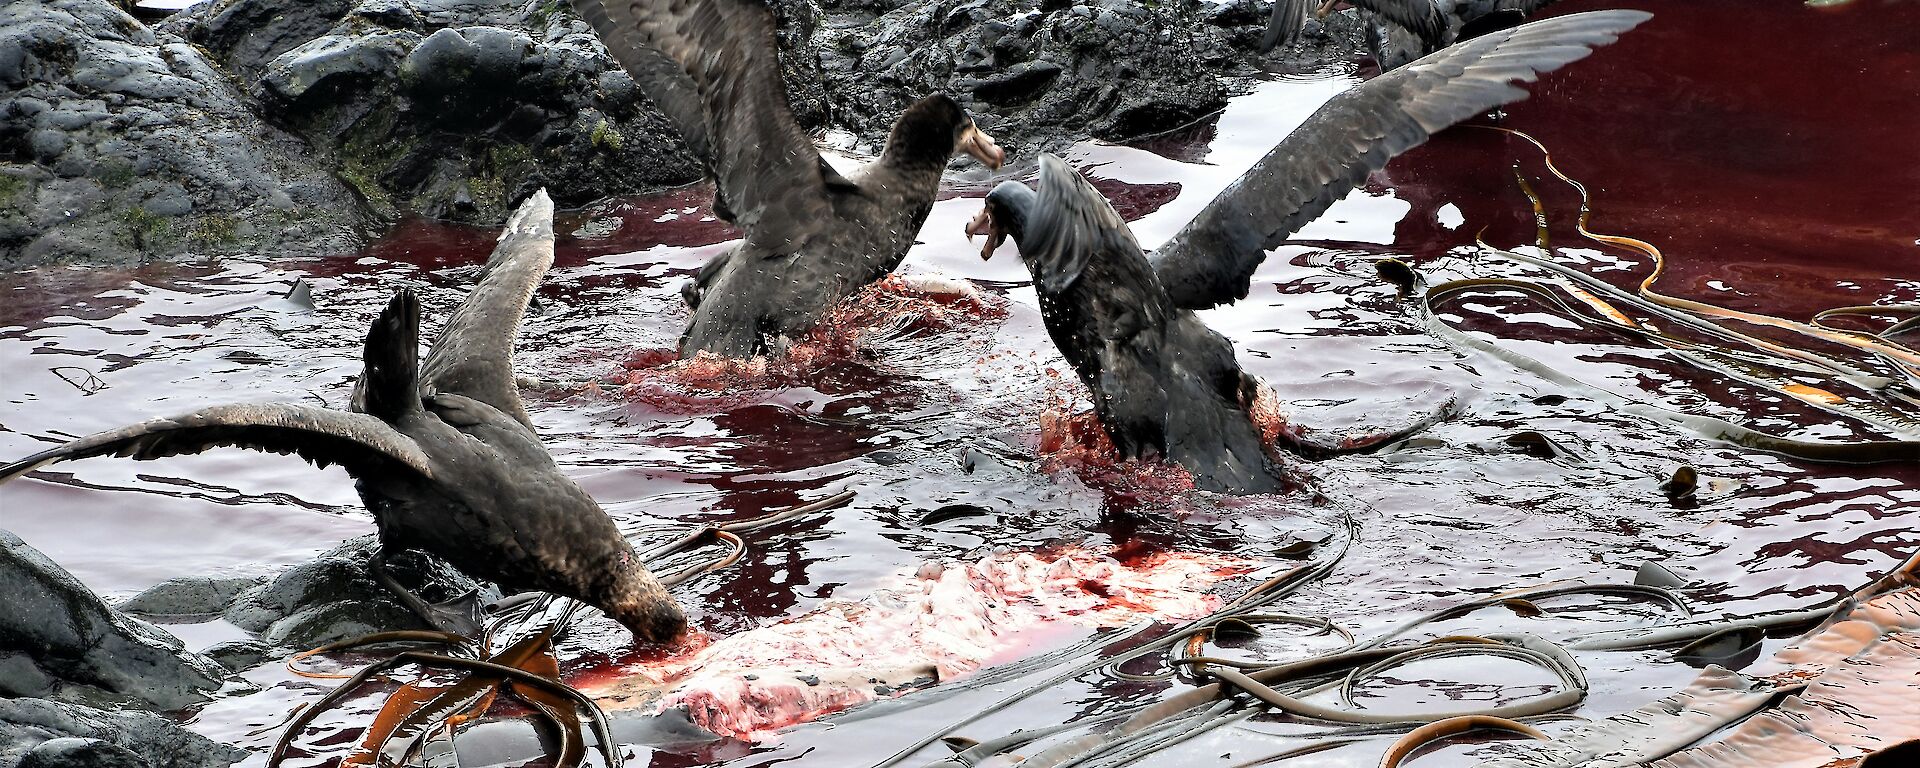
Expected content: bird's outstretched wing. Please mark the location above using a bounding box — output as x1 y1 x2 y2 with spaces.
1261 0 1314 52
1152 10 1650 310
1026 154 1152 293
571 0 836 252
420 190 555 430
611 41 714 176
0 404 432 483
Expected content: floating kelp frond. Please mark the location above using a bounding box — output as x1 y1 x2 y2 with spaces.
1410 267 1920 462
267 491 858 768
1491 126 1920 384
1397 129 1920 459
1471 551 1920 768
1381 716 1550 768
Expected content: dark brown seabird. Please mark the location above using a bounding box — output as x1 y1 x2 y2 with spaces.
570 0 1006 358
0 192 687 643
967 11 1652 493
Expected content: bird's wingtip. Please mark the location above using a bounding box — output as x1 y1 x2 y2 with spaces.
499 189 556 242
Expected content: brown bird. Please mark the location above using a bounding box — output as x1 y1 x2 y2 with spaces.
970 12 1651 492
0 192 687 643
571 0 1006 358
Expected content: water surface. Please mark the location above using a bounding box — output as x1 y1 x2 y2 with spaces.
2 1 1916 766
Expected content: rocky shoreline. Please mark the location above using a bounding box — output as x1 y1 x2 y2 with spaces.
1 0 1362 269
1 528 490 768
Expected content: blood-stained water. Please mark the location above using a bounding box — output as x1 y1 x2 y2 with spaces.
1 1 1915 766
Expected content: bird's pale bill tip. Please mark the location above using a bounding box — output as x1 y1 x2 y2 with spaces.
966 207 999 261
961 125 1005 171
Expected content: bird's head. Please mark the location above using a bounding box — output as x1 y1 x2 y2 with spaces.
889 93 1005 171
593 547 688 644
966 180 1036 262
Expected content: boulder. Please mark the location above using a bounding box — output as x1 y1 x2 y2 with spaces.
0 0 368 267
807 0 1364 154
0 530 225 712
220 534 491 651
164 0 707 224
0 697 244 768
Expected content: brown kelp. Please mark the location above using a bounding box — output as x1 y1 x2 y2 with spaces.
893 539 1920 768
268 490 856 768
1471 551 1920 768
1394 130 1920 462
872 485 1732 768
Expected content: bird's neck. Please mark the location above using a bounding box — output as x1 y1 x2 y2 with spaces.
865 154 948 201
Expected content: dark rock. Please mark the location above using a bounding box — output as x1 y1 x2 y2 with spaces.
161 0 706 226
222 534 491 651
118 575 268 617
351 0 426 30
0 530 225 711
18 738 147 768
0 697 245 768
165 0 359 81
0 0 367 267
813 0 1244 156
199 640 271 673
809 0 1369 154
260 32 417 101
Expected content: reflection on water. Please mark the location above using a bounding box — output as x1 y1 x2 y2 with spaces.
1 0 1916 766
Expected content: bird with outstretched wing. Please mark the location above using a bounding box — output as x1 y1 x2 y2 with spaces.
1 191 688 643
572 0 1006 357
971 11 1651 492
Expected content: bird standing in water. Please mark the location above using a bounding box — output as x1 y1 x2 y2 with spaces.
571 0 1006 358
969 11 1651 492
0 192 687 643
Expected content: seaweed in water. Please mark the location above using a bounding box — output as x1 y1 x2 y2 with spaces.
268 491 857 768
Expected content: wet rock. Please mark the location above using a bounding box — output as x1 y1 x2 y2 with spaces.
0 697 245 768
222 534 491 651
260 32 417 101
164 0 706 225
16 738 146 768
808 0 1360 154
118 575 268 617
0 0 367 267
166 0 360 82
199 640 271 673
0 530 225 711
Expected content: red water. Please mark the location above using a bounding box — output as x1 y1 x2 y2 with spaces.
1 1 1917 766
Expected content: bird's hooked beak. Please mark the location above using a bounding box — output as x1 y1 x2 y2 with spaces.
958 124 1005 170
608 549 689 644
965 205 1005 261
1313 0 1340 19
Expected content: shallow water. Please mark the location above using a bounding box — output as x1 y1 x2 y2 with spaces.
2 0 1917 766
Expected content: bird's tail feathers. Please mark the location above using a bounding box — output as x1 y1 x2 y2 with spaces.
354 289 423 421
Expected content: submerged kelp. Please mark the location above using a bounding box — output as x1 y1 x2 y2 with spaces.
1474 555 1920 768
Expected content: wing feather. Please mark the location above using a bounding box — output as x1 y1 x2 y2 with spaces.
571 0 833 251
1027 155 1152 294
1355 0 1452 48
0 404 432 483
419 190 555 430
1151 10 1650 310
1261 0 1314 52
